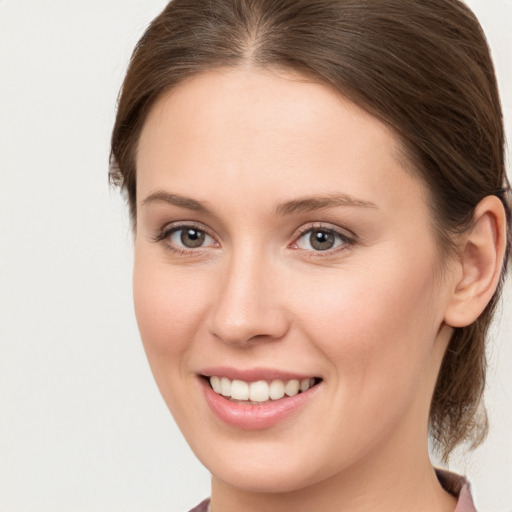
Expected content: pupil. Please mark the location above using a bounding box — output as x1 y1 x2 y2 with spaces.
181 228 205 248
310 230 335 250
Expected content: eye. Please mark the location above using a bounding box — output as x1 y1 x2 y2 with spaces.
169 227 212 249
169 227 213 249
293 227 352 252
153 223 218 253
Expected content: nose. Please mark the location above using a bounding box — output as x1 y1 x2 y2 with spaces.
207 247 289 346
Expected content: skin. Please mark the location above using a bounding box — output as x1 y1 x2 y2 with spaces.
133 68 505 512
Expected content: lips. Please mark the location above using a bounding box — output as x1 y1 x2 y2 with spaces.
199 368 322 429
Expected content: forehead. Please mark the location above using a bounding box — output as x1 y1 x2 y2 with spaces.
136 68 427 217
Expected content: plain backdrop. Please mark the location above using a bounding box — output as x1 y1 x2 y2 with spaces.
0 1 510 511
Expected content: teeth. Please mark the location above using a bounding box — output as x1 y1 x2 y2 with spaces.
220 377 231 397
300 378 311 392
250 380 270 402
231 380 249 400
209 376 317 403
284 379 300 397
269 379 285 400
210 376 221 394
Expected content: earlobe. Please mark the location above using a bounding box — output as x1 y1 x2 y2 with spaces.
444 195 507 328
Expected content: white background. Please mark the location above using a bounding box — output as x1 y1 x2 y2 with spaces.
0 1 510 511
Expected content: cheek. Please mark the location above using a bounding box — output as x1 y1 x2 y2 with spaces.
294 250 443 411
132 249 209 372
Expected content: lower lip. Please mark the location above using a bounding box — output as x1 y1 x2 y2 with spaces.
200 378 321 430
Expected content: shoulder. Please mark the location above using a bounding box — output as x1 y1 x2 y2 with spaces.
435 468 477 512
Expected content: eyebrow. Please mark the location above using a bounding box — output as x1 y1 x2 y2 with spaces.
141 191 378 216
275 194 378 216
142 191 212 214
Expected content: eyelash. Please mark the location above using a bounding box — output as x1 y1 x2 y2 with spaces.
152 222 356 257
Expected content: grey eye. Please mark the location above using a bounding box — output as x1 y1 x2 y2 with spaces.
296 228 344 251
170 228 212 248
310 230 335 250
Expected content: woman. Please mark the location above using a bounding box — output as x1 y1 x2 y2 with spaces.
110 0 511 510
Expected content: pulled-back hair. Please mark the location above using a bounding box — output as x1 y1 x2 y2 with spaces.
110 0 511 459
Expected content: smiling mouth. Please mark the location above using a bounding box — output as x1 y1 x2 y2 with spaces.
204 376 322 404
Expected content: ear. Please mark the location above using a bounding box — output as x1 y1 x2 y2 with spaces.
444 195 507 328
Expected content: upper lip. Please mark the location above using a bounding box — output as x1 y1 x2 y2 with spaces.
199 366 320 382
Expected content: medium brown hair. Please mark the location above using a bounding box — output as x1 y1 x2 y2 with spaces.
110 0 511 459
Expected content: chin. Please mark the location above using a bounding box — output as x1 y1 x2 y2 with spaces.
192 438 339 494
211 461 322 493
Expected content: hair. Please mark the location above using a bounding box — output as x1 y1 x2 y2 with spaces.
110 0 511 460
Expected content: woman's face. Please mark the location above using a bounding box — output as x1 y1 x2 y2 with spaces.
134 69 455 493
